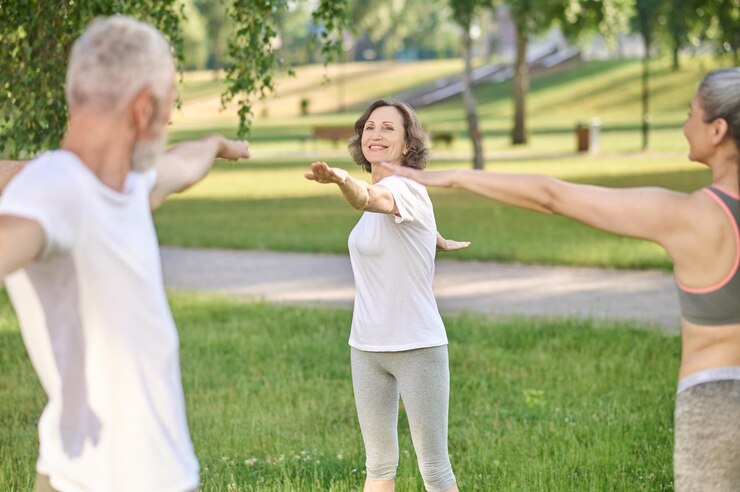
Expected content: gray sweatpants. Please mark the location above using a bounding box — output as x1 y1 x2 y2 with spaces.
674 380 740 491
350 345 457 492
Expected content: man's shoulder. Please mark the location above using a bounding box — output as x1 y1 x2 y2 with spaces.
15 151 88 190
27 150 84 173
2 151 90 211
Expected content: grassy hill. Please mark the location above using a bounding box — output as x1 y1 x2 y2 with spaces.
170 55 728 155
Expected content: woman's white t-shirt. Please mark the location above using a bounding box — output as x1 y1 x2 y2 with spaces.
348 175 448 352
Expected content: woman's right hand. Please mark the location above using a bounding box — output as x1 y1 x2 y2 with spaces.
304 161 349 185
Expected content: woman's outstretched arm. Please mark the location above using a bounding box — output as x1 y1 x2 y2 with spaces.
304 161 398 215
380 164 703 249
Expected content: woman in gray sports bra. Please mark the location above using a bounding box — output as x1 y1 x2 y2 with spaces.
382 67 740 491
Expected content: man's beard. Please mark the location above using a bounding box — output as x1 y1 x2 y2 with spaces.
131 134 166 173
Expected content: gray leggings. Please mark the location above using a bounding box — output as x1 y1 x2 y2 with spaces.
674 380 740 491
350 345 457 492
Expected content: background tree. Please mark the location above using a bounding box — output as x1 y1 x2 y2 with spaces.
0 0 347 156
695 0 740 64
222 0 347 136
505 0 631 145
0 0 184 157
182 0 209 70
658 0 698 71
632 0 662 151
450 0 494 170
274 3 316 66
346 0 459 60
193 0 233 70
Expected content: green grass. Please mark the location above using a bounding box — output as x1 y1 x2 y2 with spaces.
152 55 730 270
153 155 711 270
1 291 679 490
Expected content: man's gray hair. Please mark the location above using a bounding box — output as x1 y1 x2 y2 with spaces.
65 15 175 112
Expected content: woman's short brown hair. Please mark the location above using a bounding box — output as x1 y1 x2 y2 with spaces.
348 99 429 173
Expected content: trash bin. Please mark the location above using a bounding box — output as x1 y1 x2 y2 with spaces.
576 123 589 152
589 117 601 155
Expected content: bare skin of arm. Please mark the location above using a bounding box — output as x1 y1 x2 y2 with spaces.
0 216 45 280
305 162 470 252
304 161 399 214
379 165 715 275
149 136 250 210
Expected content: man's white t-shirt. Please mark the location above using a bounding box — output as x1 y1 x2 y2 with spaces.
348 175 448 352
0 151 199 492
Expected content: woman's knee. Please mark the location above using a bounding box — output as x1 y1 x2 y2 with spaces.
366 458 398 481
419 459 456 492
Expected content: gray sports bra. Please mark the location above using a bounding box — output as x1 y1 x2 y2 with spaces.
677 186 740 325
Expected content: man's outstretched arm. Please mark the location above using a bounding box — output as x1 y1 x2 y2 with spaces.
149 136 250 210
0 161 28 193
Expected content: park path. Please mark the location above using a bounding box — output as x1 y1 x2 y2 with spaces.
161 246 680 333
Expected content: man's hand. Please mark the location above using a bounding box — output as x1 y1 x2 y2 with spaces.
217 138 250 161
436 232 470 253
304 161 349 185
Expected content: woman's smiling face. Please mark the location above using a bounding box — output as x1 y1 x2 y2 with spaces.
361 105 407 166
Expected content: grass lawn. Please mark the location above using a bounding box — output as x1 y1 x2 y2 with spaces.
153 155 711 270
153 55 731 270
1 291 679 490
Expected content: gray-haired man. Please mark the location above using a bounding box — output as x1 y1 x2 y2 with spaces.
0 16 248 491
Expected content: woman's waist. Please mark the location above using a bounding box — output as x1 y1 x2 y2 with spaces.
679 320 740 391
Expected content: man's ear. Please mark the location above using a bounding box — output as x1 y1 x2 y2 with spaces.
130 87 155 137
710 117 729 145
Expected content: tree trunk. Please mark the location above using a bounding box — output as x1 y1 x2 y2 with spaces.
672 43 680 72
512 25 528 145
641 31 650 151
462 26 484 170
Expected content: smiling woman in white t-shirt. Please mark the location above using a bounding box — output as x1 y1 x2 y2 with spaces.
305 100 466 492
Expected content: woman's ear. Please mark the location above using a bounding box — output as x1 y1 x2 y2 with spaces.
711 117 729 145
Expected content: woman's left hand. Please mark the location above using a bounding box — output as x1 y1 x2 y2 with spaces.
436 232 471 252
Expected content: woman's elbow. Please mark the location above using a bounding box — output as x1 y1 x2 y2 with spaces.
539 178 563 215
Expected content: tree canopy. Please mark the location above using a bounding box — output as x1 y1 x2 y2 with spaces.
1 0 737 158
0 1 184 157
0 0 346 156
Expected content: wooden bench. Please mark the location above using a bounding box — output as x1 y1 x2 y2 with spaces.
430 130 455 148
311 126 356 147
